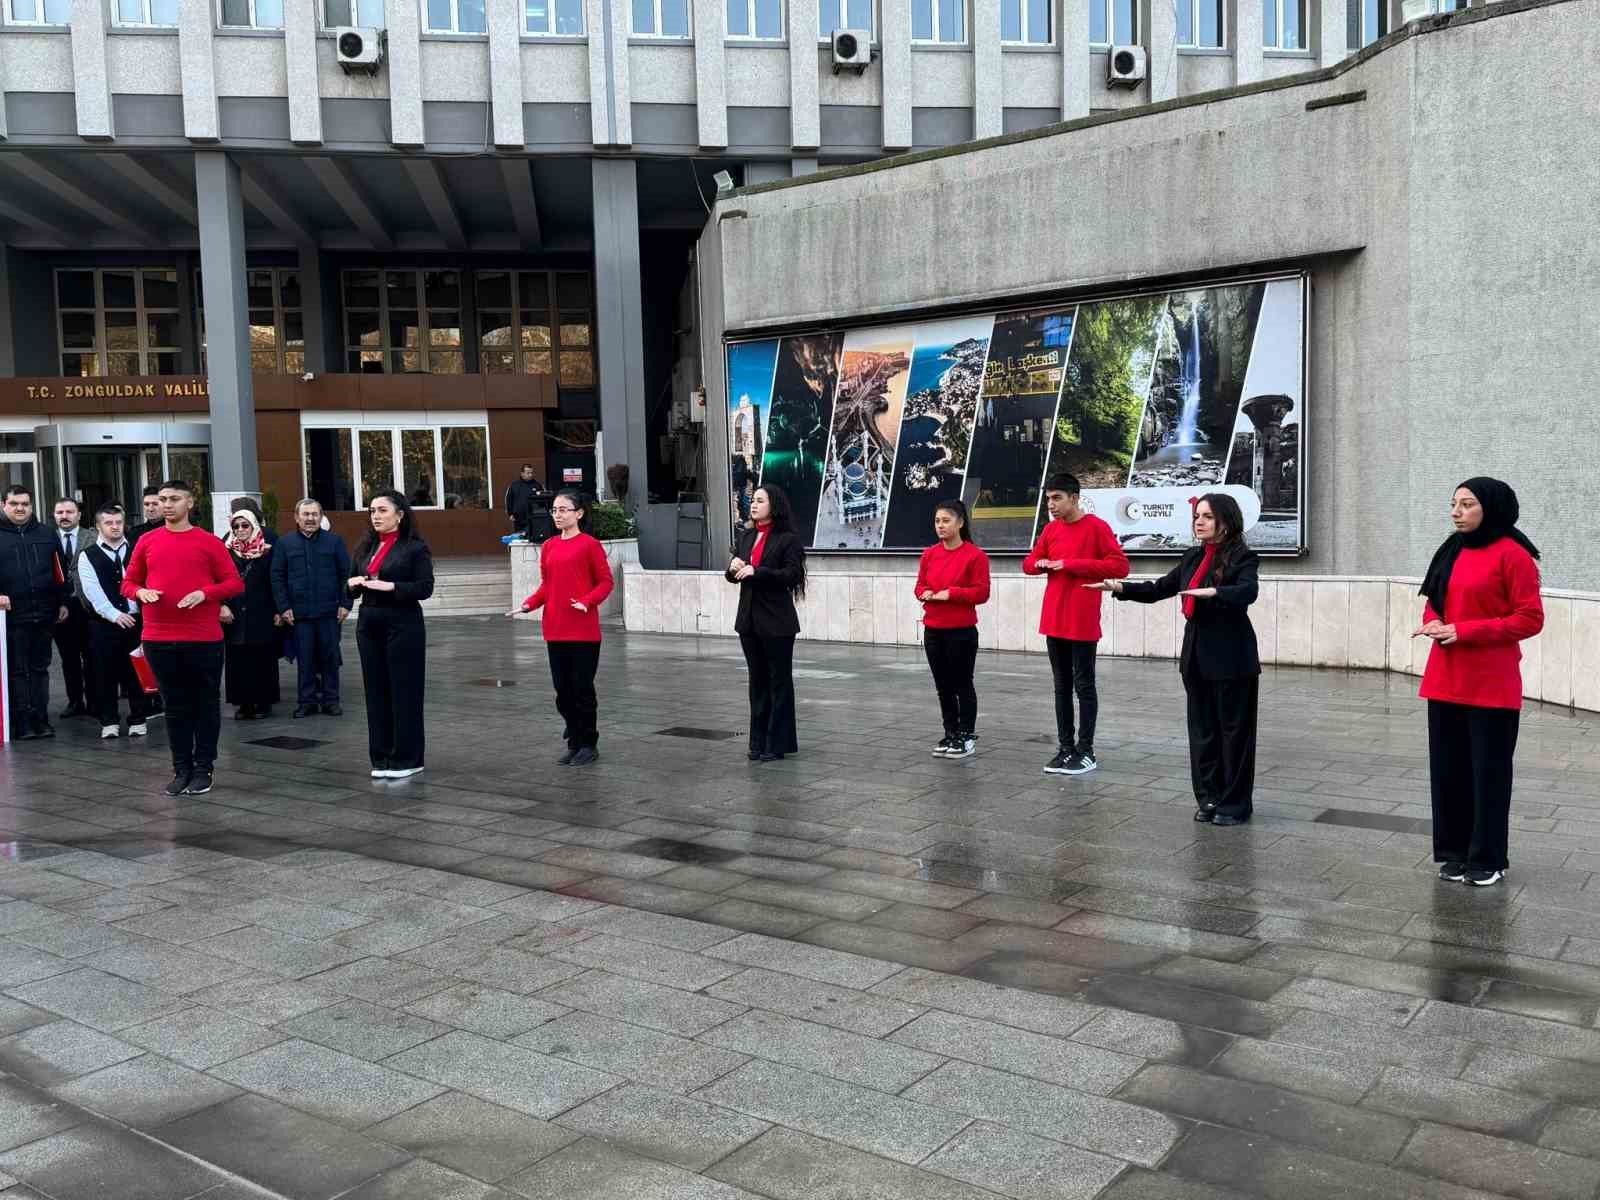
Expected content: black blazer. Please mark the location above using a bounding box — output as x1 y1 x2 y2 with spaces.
726 527 803 639
1118 546 1260 680
351 537 435 617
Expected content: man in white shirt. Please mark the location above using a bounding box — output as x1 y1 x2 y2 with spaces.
51 498 94 719
77 503 150 738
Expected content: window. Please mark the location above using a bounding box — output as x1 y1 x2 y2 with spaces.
911 0 961 42
324 0 384 25
632 0 689 36
476 269 593 387
818 0 870 36
4 0 70 23
554 271 595 389
526 0 584 34
1176 0 1221 47
1347 0 1388 47
0 433 37 503
726 0 780 38
1263 0 1303 48
197 268 305 375
1088 0 1133 44
1000 0 1049 44
56 269 180 378
343 269 465 374
424 0 486 33
115 0 178 26
219 0 283 27
303 423 490 510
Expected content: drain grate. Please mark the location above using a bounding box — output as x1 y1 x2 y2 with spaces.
1313 808 1431 835
466 678 518 687
654 727 738 741
246 736 329 751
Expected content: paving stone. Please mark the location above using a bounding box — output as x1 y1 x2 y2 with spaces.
1476 979 1597 1026
550 934 743 991
705 967 921 1037
723 879 893 921
1057 911 1260 962
694 1059 972 1164
183 974 343 1026
405 983 567 1039
890 1010 1142 1095
708 1125 998 1200
1084 974 1289 1039
1271 976 1426 1026
1409 999 1600 1064
157 1093 408 1200
120 1006 288 1070
300 958 462 1007
78 939 254 995
701 1008 941 1091
1363 1065 1551 1138
797 921 995 974
0 1122 227 1200
5 967 190 1033
384 1029 619 1119
955 894 1081 928
1399 1121 1600 1200
110 906 256 945
704 933 910 991
190 926 367 979
337 1159 512 1200
920 1121 1127 1200
7 915 134 958
869 966 1101 1036
1246 942 1482 1005
366 1091 580 1182
953 922 1171 971
566 908 741 951
497 922 598 956
1273 1009 1475 1076
1210 1036 1382 1105
1095 1167 1259 1200
0 941 75 988
401 942 585 994
220 896 375 938
0 901 72 935
1148 955 1293 1001
553 1083 769 1170
0 1075 81 1154
51 1053 241 1127
279 999 448 1060
518 1011 747 1092
812 869 982 910
540 970 746 1037
1249 916 1410 959
1462 1044 1600 1104
861 902 986 939
504 1138 765 1200
490 892 609 923
694 899 828 939
212 1037 448 1127
0 996 53 1038
1538 1105 1600 1159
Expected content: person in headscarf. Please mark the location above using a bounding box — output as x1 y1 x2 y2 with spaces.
1414 477 1543 888
219 508 282 720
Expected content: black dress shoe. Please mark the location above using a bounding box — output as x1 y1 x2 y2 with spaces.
1194 803 1218 823
557 747 577 765
1212 813 1250 827
293 705 316 718
16 729 39 741
60 703 86 719
757 751 785 763
570 747 599 766
257 706 273 720
35 725 55 739
234 706 253 721
322 703 342 716
747 749 765 761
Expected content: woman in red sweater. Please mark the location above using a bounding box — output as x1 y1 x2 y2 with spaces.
508 489 614 766
915 500 991 758
1415 477 1543 887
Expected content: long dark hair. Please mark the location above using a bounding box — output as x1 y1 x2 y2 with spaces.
935 499 974 544
353 489 419 565
553 489 593 535
753 483 806 598
1198 492 1247 575
1420 477 1541 616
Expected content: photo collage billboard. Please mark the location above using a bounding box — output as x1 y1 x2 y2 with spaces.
727 274 1306 555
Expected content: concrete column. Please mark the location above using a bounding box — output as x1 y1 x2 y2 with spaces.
70 0 115 140
585 0 612 144
0 247 16 377
386 0 425 147
788 0 821 149
880 0 912 150
693 0 728 148
285 0 323 144
1061 0 1089 119
592 159 647 512
1233 0 1263 83
1320 0 1349 66
972 0 1002 139
195 152 260 529
488 0 526 147
296 244 328 375
178 0 221 140
1145 0 1177 102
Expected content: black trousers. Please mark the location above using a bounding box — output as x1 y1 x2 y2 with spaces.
1047 637 1098 753
357 609 426 770
293 617 342 706
88 620 148 726
143 641 224 772
51 610 90 709
741 632 798 755
1184 672 1258 818
5 621 54 736
924 626 978 736
548 640 601 750
1429 700 1519 872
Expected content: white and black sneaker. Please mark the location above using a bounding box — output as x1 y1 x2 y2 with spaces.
128 723 147 738
1463 869 1504 887
932 736 956 756
1438 862 1467 882
946 735 976 759
1044 750 1072 775
1063 752 1099 775
100 724 120 739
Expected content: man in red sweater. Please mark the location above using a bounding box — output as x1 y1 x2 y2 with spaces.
122 480 244 797
1022 473 1130 775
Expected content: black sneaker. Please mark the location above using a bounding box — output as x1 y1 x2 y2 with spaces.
1063 752 1098 775
932 737 955 756
1438 862 1467 882
570 747 598 766
1043 750 1072 775
184 771 214 795
945 735 976 759
164 772 192 797
558 748 577 765
1463 869 1504 887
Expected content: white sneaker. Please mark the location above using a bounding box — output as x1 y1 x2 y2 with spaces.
128 723 147 738
945 736 977 759
387 766 424 779
371 768 388 778
100 725 120 739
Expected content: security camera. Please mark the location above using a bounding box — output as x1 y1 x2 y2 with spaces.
713 170 735 196
302 371 316 383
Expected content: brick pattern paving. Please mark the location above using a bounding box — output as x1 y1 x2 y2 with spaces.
0 624 1597 1199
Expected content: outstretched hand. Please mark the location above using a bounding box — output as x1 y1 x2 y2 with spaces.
1084 580 1121 593
1413 620 1459 645
1178 587 1217 599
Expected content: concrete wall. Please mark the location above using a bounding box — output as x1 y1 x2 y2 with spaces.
699 0 1600 591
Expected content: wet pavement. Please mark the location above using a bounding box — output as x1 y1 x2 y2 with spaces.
2 620 1599 1200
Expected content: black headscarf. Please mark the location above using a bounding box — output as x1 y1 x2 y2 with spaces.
1419 477 1541 617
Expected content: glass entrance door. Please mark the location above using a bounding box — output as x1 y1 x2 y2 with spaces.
70 448 142 518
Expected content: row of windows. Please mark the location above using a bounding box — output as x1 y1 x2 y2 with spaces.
304 424 489 511
2 0 1463 48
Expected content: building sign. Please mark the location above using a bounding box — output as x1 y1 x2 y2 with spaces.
0 377 209 406
562 467 583 483
726 274 1308 556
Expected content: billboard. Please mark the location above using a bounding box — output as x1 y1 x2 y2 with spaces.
727 273 1306 555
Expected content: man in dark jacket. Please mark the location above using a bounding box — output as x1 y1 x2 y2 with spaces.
270 498 350 718
127 485 163 548
504 464 543 532
0 485 69 739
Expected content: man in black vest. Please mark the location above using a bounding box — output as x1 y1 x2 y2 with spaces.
77 503 151 739
0 485 68 739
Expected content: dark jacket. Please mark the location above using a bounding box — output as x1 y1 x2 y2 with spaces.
0 518 67 626
505 478 542 521
270 529 352 620
352 537 435 617
726 527 804 639
223 550 281 646
1118 545 1260 680
127 519 162 550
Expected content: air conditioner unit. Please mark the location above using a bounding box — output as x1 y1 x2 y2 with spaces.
1106 43 1146 87
335 27 383 75
831 28 872 74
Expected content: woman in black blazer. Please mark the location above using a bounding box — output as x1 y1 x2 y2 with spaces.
726 483 807 762
1089 493 1260 825
347 489 435 780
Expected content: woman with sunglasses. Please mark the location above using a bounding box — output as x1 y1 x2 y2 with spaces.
219 509 281 720
507 490 614 766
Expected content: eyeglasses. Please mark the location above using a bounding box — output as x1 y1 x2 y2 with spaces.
230 521 252 530
551 506 578 514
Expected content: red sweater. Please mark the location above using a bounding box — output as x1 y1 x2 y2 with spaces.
914 541 991 629
1420 539 1543 710
122 526 244 643
1022 514 1130 641
521 532 615 642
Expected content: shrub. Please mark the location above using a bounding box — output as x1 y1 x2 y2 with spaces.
590 501 636 541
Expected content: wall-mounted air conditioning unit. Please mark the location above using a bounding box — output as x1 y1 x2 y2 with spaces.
335 27 383 75
831 29 872 74
1106 44 1146 87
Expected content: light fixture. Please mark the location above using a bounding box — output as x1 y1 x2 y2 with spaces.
713 170 735 197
